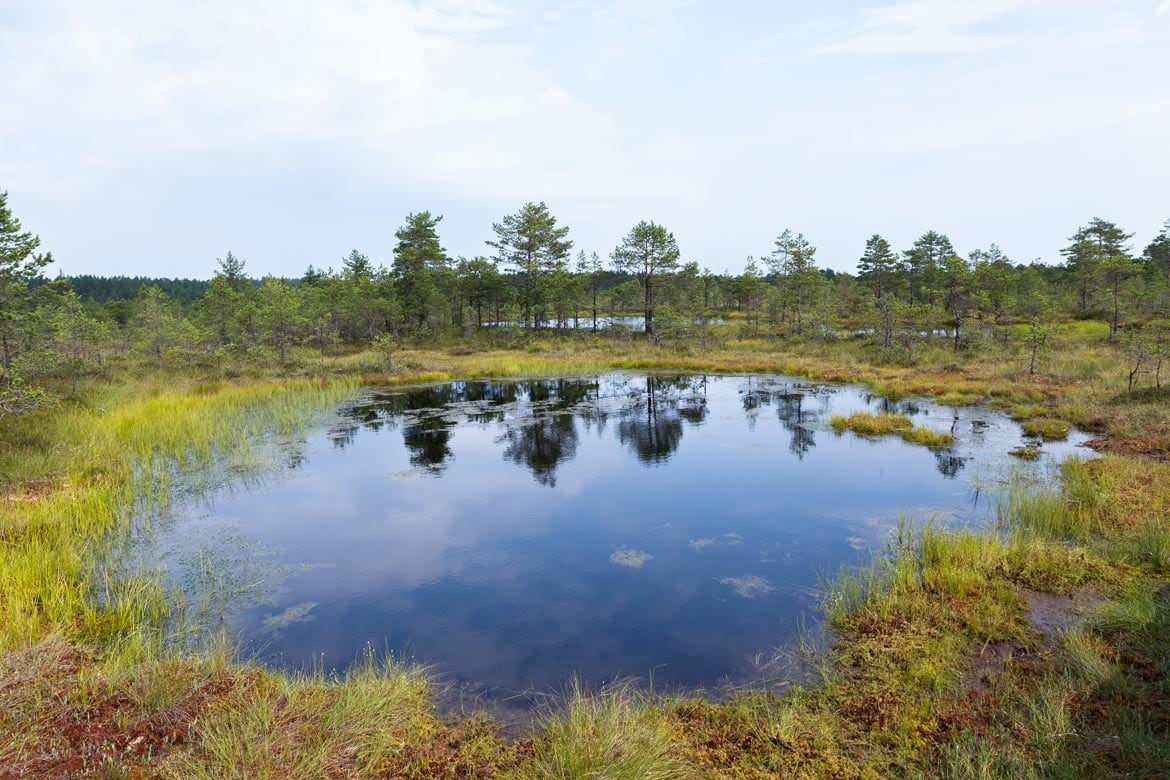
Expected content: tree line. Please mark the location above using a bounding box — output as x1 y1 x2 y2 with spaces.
2 188 1169 416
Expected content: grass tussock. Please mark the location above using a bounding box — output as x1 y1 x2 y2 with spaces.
830 411 913 435
1021 418 1072 441
831 411 955 448
523 679 689 780
163 649 526 780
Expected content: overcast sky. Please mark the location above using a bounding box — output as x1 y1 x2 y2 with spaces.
2 0 1168 279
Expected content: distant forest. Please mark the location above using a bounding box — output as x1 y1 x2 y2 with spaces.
39 275 212 304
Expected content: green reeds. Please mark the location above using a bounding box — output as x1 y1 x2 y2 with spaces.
0 379 359 653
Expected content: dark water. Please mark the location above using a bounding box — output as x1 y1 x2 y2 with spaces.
144 373 1089 698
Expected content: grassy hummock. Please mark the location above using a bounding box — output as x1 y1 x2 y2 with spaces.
830 411 956 448
1021 417 1073 441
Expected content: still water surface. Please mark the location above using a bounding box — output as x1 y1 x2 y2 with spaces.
144 373 1090 697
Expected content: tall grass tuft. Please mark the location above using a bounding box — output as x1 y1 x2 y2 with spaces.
166 646 434 779
830 411 954 447
830 411 912 435
523 678 691 780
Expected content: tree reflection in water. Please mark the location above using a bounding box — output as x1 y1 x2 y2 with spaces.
617 376 706 464
497 379 595 487
328 375 719 484
323 374 969 484
738 379 822 459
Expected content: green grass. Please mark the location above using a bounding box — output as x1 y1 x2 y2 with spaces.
1020 418 1072 441
830 411 913 435
901 426 956 447
830 411 955 448
523 679 689 780
0 378 358 652
163 649 455 779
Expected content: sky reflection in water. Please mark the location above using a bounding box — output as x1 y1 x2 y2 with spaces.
147 373 1091 697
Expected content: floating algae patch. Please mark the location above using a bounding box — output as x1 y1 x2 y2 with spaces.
718 575 777 599
262 601 318 633
610 547 654 568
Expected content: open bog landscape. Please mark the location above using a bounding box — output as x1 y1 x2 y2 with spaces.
3 2 1170 777
4 337 1170 778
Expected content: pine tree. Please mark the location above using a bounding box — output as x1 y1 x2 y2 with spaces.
857 234 897 300
1062 218 1134 317
576 250 604 331
770 230 822 336
939 253 972 352
457 256 503 327
133 285 178 367
1143 219 1170 282
903 231 954 305
0 191 52 376
487 202 572 328
611 221 681 335
737 257 768 336
216 251 248 292
393 212 449 332
257 276 303 363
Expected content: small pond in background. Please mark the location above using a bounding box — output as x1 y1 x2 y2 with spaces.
136 373 1091 700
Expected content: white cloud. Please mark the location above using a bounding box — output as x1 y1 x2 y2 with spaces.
0 1 639 199
819 0 1024 54
1 1 1168 277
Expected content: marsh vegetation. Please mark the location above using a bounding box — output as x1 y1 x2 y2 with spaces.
3 193 1170 777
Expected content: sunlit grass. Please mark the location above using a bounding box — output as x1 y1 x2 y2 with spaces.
1020 418 1071 441
830 411 955 448
524 679 690 780
0 378 358 652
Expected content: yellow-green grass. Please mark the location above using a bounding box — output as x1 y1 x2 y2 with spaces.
830 411 913 435
522 679 689 780
1021 418 1072 441
830 411 956 448
1 378 359 652
900 425 957 448
163 649 517 779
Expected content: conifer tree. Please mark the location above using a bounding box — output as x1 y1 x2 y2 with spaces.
394 212 449 331
488 202 572 328
611 221 681 335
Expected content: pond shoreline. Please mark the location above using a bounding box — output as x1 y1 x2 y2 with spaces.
134 370 1088 698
